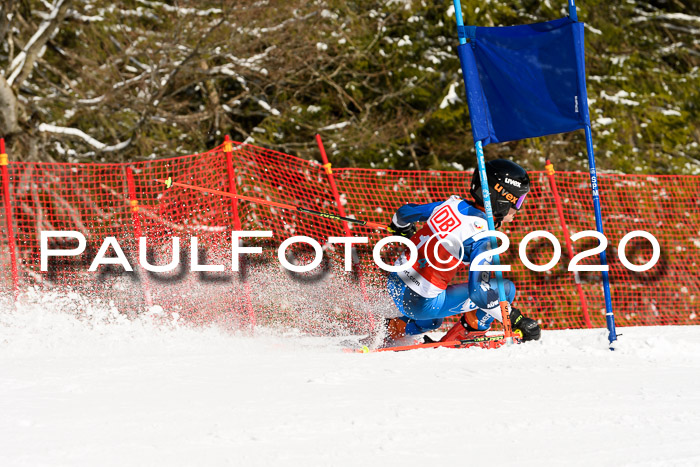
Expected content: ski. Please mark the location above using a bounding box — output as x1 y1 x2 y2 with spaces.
345 333 521 353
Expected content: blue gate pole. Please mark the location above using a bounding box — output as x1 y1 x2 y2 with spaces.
453 0 513 344
474 140 510 310
569 0 617 345
584 125 618 345
568 0 578 21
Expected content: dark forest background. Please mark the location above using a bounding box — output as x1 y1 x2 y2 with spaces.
1 0 698 174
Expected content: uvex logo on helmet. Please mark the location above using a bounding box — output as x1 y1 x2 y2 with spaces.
494 183 520 205
504 177 521 187
470 159 530 221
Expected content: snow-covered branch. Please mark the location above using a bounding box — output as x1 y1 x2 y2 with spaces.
38 123 131 152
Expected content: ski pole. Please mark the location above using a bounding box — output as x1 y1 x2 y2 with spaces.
156 177 388 231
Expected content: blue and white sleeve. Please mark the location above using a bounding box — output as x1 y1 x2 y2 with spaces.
392 201 442 227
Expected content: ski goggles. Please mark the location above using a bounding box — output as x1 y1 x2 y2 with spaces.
515 193 527 210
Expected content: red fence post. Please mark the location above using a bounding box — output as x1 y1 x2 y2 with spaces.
224 135 241 230
545 160 592 328
315 134 374 330
0 138 19 302
126 167 153 307
315 135 351 233
223 135 256 329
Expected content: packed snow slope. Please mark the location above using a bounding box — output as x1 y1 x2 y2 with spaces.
1 297 700 466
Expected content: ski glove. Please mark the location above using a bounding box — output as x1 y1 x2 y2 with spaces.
387 220 416 238
509 308 541 341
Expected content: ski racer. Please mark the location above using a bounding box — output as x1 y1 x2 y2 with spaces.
377 159 541 347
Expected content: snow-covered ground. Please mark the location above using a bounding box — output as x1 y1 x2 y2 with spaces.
1 295 700 466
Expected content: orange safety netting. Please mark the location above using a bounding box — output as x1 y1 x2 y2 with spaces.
1 140 698 331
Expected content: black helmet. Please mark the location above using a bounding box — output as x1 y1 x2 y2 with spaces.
470 159 530 221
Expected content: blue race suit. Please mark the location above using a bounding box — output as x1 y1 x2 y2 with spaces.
386 196 515 335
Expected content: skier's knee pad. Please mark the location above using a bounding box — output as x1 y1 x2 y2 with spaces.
405 318 443 335
470 279 516 310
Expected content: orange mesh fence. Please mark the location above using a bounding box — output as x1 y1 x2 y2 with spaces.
1 138 698 331
331 168 700 328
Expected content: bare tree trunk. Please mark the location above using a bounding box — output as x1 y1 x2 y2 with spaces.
0 76 20 136
200 60 222 133
9 0 72 89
